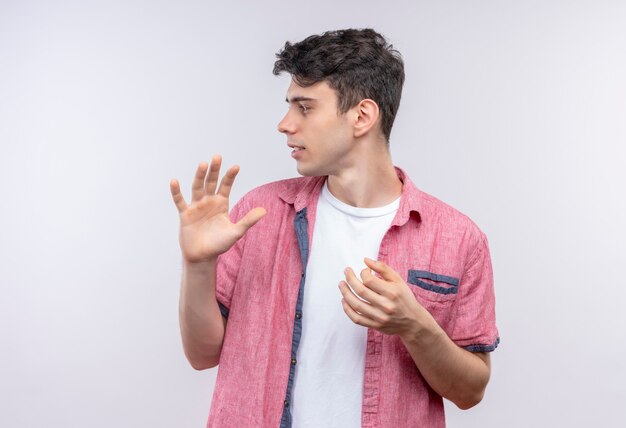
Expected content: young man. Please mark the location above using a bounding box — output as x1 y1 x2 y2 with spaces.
170 29 499 428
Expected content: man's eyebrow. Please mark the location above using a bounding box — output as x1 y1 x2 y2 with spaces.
285 96 317 103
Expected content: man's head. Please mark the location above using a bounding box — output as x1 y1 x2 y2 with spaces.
273 28 405 143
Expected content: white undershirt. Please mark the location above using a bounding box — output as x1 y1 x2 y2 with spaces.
290 179 400 428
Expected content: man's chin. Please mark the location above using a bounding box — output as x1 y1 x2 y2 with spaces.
296 163 324 177
299 161 338 178
296 163 313 177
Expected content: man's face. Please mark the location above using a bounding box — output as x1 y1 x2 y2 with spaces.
278 79 355 176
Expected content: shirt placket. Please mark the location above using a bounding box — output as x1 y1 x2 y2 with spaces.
361 227 394 427
279 207 310 428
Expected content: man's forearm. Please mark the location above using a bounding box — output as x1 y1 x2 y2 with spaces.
399 315 491 410
179 258 226 370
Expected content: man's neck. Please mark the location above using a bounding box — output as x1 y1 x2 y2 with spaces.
326 145 403 208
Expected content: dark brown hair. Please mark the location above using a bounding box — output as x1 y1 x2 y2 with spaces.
273 28 405 142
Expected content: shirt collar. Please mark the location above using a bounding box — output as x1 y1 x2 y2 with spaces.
278 166 422 225
392 166 422 227
277 175 325 212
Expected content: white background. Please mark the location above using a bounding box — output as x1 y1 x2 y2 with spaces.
1 1 625 427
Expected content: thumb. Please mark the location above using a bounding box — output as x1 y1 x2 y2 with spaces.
364 257 399 282
236 207 267 232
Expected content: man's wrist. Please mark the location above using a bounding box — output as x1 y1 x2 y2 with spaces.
182 257 218 280
399 309 444 348
183 256 217 268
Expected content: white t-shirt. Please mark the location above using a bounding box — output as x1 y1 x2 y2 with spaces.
290 179 400 427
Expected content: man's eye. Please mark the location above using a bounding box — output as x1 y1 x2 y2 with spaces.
299 104 310 113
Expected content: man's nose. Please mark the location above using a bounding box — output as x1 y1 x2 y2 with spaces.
277 111 295 134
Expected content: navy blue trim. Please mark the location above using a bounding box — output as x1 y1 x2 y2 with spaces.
407 270 459 295
464 337 500 353
280 208 309 428
218 302 229 319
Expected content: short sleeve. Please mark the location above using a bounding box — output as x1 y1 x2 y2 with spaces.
215 197 250 318
451 234 500 352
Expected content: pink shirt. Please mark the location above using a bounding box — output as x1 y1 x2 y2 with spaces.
211 168 499 428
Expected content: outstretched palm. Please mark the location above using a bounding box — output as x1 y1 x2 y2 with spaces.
170 155 266 263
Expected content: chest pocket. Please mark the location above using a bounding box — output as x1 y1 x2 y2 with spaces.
407 270 458 329
407 270 459 303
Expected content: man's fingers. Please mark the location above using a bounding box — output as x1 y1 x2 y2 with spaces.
236 207 267 232
360 267 382 290
360 267 376 283
360 267 393 297
339 280 386 323
170 179 188 213
191 162 209 202
364 257 401 282
339 280 371 315
344 268 376 304
217 165 240 198
341 297 374 328
204 155 222 195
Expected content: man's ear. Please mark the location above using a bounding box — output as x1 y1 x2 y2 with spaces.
352 99 381 138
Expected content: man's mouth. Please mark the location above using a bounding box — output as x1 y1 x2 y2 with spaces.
289 144 305 159
288 142 305 151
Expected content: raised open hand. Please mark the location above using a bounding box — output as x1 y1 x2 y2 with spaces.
170 155 266 263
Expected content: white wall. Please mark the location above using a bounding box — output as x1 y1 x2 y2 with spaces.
1 1 625 426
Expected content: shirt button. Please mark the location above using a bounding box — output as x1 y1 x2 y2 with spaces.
291 357 297 366
295 312 302 319
284 400 289 407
